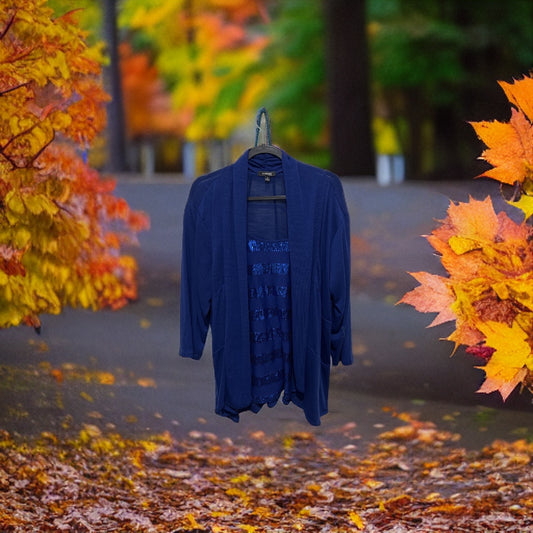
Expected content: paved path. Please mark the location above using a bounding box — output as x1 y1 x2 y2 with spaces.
1 176 532 450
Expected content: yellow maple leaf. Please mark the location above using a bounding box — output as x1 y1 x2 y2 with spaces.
476 320 532 400
95 371 115 385
23 193 59 216
238 526 256 533
80 391 94 403
507 193 533 221
448 236 482 255
185 513 202 529
348 510 365 530
226 487 250 503
137 377 156 388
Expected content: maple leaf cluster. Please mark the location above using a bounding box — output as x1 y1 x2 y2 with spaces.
0 1 148 329
0 418 533 532
400 74 533 401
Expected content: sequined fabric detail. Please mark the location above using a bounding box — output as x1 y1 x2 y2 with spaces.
249 285 289 299
249 307 290 322
252 369 284 387
247 238 292 411
252 348 285 365
248 262 289 276
248 239 289 253
251 328 291 344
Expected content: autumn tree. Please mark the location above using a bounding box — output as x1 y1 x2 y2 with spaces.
119 0 269 146
0 0 148 329
400 74 533 401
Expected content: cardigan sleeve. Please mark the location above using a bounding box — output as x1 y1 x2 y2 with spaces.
179 196 212 360
328 185 353 367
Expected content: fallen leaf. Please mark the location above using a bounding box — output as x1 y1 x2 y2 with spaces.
80 391 94 403
96 371 115 385
50 368 63 383
137 377 156 388
146 297 164 307
348 510 365 530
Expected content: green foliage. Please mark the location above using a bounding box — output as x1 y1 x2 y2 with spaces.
370 0 533 96
369 1 465 102
47 0 103 45
259 0 327 151
368 0 533 178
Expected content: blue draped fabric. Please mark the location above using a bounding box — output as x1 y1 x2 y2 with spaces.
180 150 352 426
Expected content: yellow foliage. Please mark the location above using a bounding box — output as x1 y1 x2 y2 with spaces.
508 193 533 220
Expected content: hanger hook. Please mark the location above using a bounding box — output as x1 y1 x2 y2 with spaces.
254 107 272 147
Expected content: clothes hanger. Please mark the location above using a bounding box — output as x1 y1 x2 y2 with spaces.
248 107 286 201
248 107 283 160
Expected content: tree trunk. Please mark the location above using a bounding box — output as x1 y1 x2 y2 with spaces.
103 0 127 172
325 0 374 176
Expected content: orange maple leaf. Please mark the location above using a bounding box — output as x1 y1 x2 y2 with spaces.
471 109 533 185
471 75 533 186
398 272 456 327
499 76 533 124
444 196 499 242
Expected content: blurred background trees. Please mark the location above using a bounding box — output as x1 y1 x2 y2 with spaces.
49 0 533 179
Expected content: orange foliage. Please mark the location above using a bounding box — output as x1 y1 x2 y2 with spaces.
471 75 533 221
119 42 184 139
471 108 533 185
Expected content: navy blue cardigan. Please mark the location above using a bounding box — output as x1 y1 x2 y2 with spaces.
179 150 352 425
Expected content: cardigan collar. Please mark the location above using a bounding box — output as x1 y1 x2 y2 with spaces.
232 150 312 392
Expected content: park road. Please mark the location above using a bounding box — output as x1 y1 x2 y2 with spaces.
1 175 532 450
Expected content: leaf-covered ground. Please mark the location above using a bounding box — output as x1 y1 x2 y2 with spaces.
1 414 532 532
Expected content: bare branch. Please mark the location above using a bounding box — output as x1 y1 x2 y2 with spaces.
0 11 16 41
0 82 31 97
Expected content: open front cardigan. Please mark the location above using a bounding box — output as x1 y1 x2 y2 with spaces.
179 150 352 425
